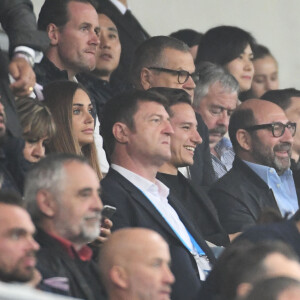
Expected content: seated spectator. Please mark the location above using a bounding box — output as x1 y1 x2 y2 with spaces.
260 88 300 190
36 0 109 174
196 25 256 93
152 87 229 246
244 277 300 300
200 240 300 300
16 97 56 163
95 0 150 83
193 62 239 180
99 228 175 300
43 81 102 180
240 44 279 101
0 190 40 285
78 11 129 119
209 99 298 237
131 35 215 187
169 29 203 60
24 154 107 299
100 89 216 300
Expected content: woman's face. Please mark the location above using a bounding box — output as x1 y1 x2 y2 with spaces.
226 44 254 92
23 136 49 163
72 88 94 147
251 55 279 98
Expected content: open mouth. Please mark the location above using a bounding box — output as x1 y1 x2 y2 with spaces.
100 53 113 60
184 146 195 153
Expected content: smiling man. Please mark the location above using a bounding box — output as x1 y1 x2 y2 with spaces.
209 99 299 237
24 154 107 299
154 88 229 246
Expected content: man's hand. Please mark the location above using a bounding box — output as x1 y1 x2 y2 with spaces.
9 56 36 97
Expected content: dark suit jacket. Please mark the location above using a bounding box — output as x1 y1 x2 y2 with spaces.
0 0 49 137
189 113 216 189
101 168 216 300
96 0 150 83
209 157 283 234
0 0 49 54
157 172 229 246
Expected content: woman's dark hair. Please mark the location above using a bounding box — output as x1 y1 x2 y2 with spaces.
195 25 256 66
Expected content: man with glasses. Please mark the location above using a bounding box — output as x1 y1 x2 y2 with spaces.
260 89 300 190
130 35 216 187
209 99 299 239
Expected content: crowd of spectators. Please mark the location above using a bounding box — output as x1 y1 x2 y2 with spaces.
1 0 300 299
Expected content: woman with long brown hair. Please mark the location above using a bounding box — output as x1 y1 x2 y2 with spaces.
43 80 102 180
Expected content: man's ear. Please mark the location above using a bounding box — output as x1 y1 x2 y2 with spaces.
140 67 152 90
47 23 60 46
36 190 57 217
112 122 130 144
236 129 252 151
110 266 129 289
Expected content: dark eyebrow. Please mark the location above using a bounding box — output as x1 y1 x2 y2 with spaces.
107 27 118 33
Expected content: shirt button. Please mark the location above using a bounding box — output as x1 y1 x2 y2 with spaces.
277 183 280 188
270 169 274 173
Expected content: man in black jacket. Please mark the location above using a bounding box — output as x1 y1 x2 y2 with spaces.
24 154 107 300
101 89 216 300
152 87 229 246
209 99 298 239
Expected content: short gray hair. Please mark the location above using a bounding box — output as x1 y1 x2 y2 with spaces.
193 62 239 109
24 153 89 223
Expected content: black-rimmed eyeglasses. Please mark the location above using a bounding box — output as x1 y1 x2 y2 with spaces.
147 67 199 84
243 122 297 138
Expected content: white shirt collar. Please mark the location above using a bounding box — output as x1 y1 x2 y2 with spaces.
111 164 169 198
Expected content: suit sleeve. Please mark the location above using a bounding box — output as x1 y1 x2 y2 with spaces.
209 188 257 234
0 0 49 54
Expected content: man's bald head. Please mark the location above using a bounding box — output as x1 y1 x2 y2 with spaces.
99 228 175 300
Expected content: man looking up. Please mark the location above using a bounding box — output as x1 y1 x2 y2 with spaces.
209 99 298 237
99 228 175 300
193 62 239 179
101 89 216 300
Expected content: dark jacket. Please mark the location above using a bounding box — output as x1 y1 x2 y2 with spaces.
0 0 49 54
209 157 281 234
101 168 216 300
36 228 107 300
157 172 229 246
189 113 216 189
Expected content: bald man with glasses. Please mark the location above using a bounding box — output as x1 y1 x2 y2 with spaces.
209 99 299 240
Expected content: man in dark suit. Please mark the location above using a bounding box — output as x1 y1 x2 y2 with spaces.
209 99 298 239
95 0 150 83
100 89 216 300
151 87 229 246
130 35 215 187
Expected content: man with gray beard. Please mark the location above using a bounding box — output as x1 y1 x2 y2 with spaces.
23 154 106 300
209 99 299 239
193 62 239 180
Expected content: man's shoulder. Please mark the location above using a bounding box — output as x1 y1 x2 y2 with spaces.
34 57 68 86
